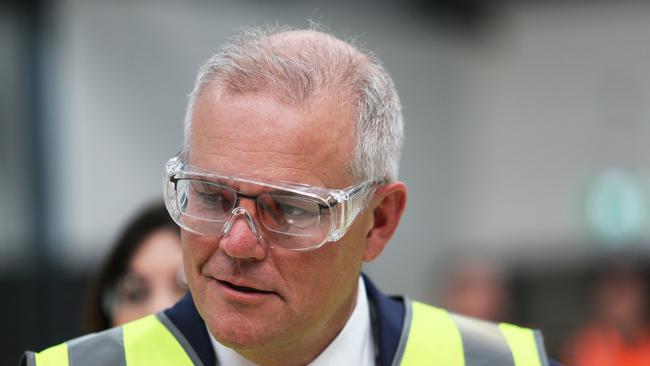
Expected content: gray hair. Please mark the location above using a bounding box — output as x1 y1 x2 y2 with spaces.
183 25 403 182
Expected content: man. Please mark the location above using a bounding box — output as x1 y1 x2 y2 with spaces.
24 26 553 365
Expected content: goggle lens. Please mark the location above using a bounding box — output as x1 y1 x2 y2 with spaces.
174 177 330 249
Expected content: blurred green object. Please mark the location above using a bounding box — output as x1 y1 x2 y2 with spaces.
586 170 648 245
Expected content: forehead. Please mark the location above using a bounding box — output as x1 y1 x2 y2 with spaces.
188 86 357 188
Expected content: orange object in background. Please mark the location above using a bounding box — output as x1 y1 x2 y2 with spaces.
563 259 650 366
568 325 650 366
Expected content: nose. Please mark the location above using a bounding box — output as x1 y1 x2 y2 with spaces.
220 207 268 260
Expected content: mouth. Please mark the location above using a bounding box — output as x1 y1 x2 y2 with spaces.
216 278 274 295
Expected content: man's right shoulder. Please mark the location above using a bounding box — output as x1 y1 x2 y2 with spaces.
21 324 126 366
21 313 202 366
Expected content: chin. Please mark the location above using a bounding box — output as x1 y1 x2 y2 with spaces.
196 280 288 350
208 314 277 350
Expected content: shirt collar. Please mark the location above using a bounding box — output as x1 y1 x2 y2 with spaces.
209 276 375 366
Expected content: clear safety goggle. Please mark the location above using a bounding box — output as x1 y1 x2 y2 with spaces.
163 151 384 251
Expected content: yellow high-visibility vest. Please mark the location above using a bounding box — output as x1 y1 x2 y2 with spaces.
400 301 548 366
24 301 548 365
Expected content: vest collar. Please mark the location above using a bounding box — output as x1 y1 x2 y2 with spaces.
164 293 216 366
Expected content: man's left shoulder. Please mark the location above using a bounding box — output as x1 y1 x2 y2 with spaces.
411 300 560 366
361 276 559 365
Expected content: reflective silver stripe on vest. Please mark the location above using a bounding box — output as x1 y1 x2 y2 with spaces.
156 312 205 366
450 314 515 366
21 351 36 366
391 297 413 366
534 330 549 366
67 327 125 366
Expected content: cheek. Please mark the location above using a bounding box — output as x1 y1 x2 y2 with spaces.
112 304 145 327
181 231 216 278
182 230 211 256
276 240 363 306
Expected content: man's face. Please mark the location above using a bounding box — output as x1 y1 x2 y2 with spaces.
183 86 373 358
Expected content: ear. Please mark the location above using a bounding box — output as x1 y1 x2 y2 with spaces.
362 181 407 262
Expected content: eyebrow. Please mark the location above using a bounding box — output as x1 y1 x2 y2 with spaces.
176 175 288 196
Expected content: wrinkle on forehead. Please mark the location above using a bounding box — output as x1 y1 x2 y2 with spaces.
196 151 329 187
189 89 356 188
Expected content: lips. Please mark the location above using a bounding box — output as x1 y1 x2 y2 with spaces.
217 279 273 294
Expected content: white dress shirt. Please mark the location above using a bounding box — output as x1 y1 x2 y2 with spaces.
209 276 375 366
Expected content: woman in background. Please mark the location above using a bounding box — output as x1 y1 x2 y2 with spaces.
84 203 187 332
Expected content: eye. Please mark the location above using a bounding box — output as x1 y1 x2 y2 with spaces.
258 195 321 232
198 191 229 205
191 181 235 209
278 202 311 218
116 273 149 304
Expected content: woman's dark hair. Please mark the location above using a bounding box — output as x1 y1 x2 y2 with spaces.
83 202 179 332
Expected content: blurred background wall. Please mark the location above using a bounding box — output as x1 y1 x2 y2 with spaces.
2 0 650 363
